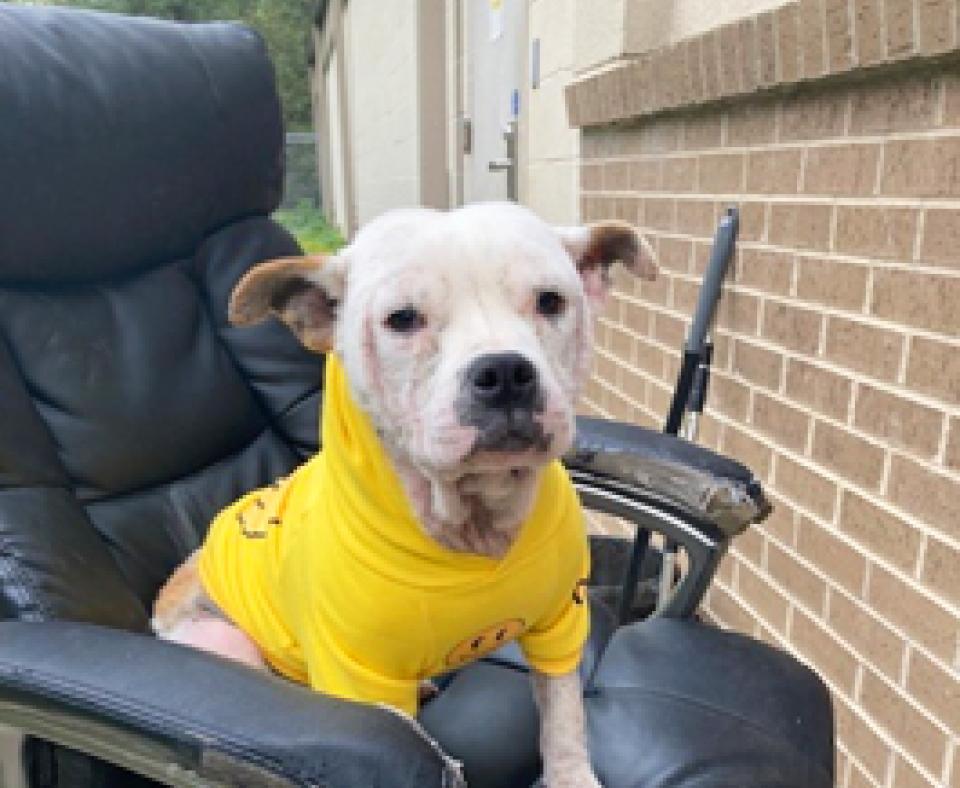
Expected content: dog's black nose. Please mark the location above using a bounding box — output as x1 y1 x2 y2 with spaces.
467 352 538 409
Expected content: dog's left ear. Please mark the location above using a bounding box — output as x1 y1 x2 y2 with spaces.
228 254 346 353
557 221 658 304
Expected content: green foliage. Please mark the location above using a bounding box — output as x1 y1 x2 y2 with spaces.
274 201 344 254
12 0 316 130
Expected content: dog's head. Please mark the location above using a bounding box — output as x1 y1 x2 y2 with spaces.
231 202 656 478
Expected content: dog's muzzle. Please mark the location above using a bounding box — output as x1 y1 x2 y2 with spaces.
457 352 550 453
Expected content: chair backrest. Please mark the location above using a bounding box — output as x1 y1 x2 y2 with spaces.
0 5 322 631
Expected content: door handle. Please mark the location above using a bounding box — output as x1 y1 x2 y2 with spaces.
488 158 512 172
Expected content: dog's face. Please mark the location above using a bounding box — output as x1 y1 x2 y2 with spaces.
231 203 656 479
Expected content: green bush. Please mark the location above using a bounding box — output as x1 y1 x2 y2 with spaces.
274 201 345 254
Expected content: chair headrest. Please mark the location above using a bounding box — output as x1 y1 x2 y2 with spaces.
0 5 284 285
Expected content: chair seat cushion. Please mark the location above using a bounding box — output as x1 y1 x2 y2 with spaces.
420 617 833 788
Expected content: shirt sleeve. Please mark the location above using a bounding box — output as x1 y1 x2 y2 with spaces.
518 545 591 676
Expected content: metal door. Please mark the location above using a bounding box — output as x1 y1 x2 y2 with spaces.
462 0 527 203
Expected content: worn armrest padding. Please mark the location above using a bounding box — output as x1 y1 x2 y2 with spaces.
0 621 462 788
567 417 772 537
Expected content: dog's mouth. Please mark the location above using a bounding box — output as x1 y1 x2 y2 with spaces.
468 410 551 454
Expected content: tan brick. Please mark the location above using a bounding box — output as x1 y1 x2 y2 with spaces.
834 206 917 260
738 560 790 631
824 316 905 383
710 372 751 421
739 19 759 94
643 198 675 232
671 277 700 314
891 755 939 788
735 200 766 243
581 163 602 191
797 516 867 592
726 102 777 147
916 0 954 54
776 4 801 82
840 490 922 571
791 606 857 692
799 0 827 78
757 11 777 87
887 455 958 541
733 338 783 390
803 143 880 196
762 301 823 355
796 257 868 311
918 208 960 270
622 300 652 335
853 0 884 65
870 563 960 663
684 115 723 152
781 89 847 141
885 0 915 56
708 582 757 634
768 203 832 251
854 384 944 458
633 338 662 378
946 418 960 470
723 423 774 479
851 74 939 134
603 161 629 191
829 591 904 680
942 73 960 127
921 536 960 611
746 149 801 194
872 269 960 336
608 324 637 364
785 358 853 421
719 22 742 96
778 458 838 521
652 310 687 349
825 0 854 72
698 153 745 193
812 422 885 490
836 697 892 784
753 392 811 452
700 31 721 102
737 248 793 296
860 668 945 776
629 159 661 191
732 525 765 567
620 366 648 406
716 289 761 335
675 199 716 237
767 540 827 612
660 156 697 192
637 270 670 307
760 493 798 544
883 137 960 198
847 760 874 788
657 237 692 274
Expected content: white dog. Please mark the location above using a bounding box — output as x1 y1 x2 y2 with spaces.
153 202 656 788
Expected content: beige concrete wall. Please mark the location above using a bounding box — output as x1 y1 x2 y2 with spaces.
524 0 580 223
573 0 791 72
345 1 420 226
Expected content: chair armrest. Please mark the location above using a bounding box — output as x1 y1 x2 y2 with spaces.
566 416 771 538
0 621 463 788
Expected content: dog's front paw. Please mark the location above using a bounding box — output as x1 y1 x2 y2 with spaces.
543 765 602 788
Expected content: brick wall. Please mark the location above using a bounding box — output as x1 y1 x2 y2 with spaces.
570 2 960 786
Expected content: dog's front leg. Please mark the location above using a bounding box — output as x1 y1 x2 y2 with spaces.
532 670 600 788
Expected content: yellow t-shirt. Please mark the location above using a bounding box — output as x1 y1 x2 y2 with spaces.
199 353 590 715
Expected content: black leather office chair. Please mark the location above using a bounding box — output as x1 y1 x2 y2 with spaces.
0 6 833 787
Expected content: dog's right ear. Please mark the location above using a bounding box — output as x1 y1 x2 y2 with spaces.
228 254 346 353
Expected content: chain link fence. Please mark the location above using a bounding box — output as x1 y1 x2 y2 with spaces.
282 131 320 210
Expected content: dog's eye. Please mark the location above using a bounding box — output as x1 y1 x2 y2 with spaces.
385 306 426 334
536 290 566 318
